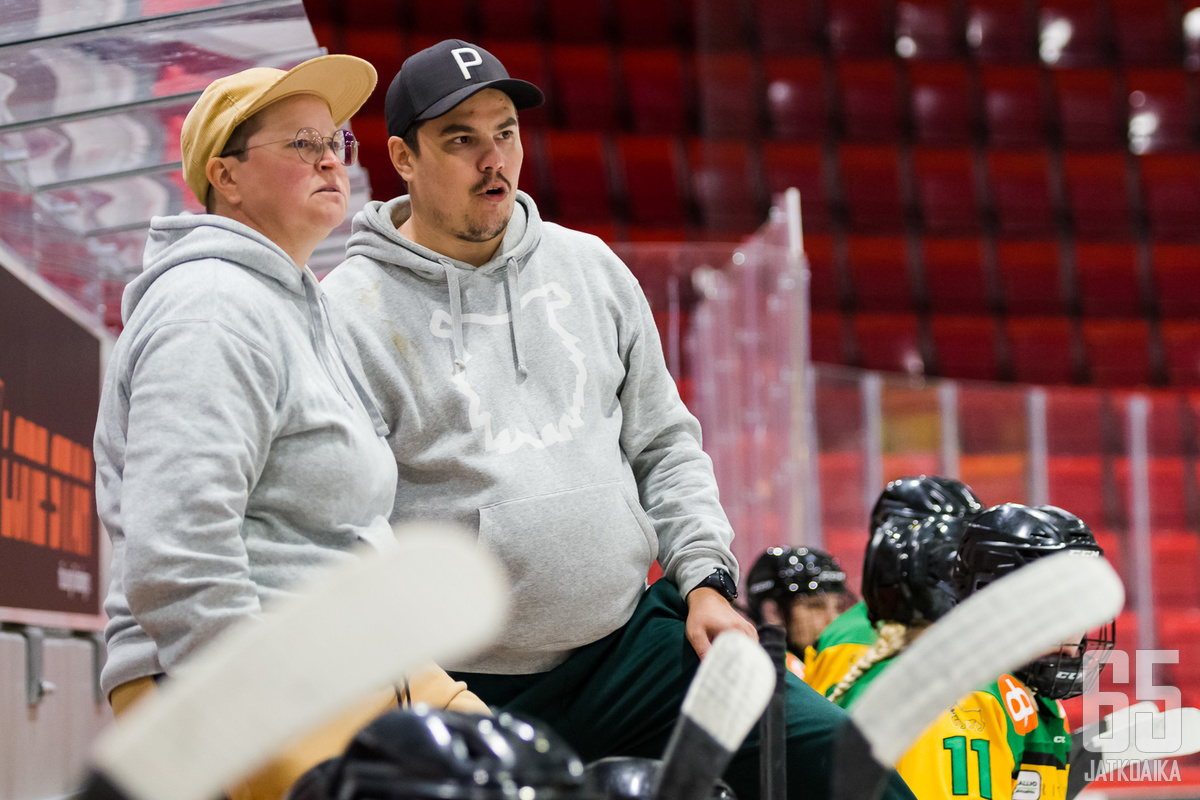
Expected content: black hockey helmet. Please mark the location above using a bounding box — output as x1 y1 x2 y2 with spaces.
745 546 847 625
584 757 736 800
953 503 1116 699
862 513 969 626
287 706 598 800
869 476 984 533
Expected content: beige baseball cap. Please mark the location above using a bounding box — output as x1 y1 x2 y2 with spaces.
182 54 377 206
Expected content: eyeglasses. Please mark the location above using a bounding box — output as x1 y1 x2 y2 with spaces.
222 128 358 166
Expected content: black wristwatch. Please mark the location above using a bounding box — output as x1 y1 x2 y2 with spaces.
693 568 738 602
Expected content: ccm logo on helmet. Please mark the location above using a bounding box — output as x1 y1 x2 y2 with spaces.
452 48 483 79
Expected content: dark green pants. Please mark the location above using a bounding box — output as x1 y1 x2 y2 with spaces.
450 580 915 800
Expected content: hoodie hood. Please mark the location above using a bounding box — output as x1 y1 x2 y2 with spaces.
124 214 304 323
346 192 543 376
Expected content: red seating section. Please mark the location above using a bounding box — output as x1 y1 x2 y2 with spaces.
325 2 1200 394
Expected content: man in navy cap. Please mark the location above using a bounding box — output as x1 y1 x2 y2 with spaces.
322 40 915 800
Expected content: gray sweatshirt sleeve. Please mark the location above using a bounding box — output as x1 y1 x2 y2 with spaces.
616 275 740 596
120 319 275 672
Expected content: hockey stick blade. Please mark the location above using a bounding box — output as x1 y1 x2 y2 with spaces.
1094 706 1200 766
81 524 508 800
831 552 1125 800
653 632 776 800
1065 701 1157 800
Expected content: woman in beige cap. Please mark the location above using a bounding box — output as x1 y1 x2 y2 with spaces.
93 55 487 800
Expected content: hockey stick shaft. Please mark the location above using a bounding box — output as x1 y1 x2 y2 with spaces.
654 632 776 800
757 624 788 800
81 525 508 800
831 553 1125 800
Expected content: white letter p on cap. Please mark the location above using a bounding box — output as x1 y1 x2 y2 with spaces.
452 48 483 79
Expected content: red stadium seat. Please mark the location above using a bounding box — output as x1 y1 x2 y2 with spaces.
986 149 1058 238
980 65 1049 148
477 0 541 39
1112 0 1179 66
619 49 692 135
548 0 611 44
763 56 830 141
1081 319 1154 386
352 114 403 202
341 30 407 116
1038 0 1109 68
479 42 552 130
551 46 619 131
810 311 847 364
1061 151 1135 240
1007 316 1078 384
1161 321 1200 386
824 526 868 588
996 239 1066 315
827 0 896 57
542 131 614 226
912 145 981 235
1112 457 1193 531
1052 68 1125 149
1151 243 1200 317
343 0 403 29
1045 387 1110 454
835 59 905 143
1074 241 1144 317
753 0 824 54
695 0 749 51
696 52 762 139
687 139 766 235
909 61 975 146
922 237 992 314
930 315 1002 381
838 143 907 233
408 0 469 36
760 141 833 233
1158 609 1200 686
1092 529 1123 584
852 312 927 374
615 134 688 229
818 450 869 529
967 0 1038 62
805 233 842 312
613 0 684 47
895 0 963 60
1126 69 1194 153
1139 154 1200 241
1152 532 1200 609
845 235 914 312
1047 454 1107 524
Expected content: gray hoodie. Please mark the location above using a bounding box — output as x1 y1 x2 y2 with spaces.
323 192 738 674
96 214 398 696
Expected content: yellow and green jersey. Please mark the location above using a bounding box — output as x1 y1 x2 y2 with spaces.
834 663 1070 800
804 600 875 697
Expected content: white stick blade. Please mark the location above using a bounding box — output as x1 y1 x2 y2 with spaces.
92 524 508 800
1098 707 1200 766
850 552 1125 767
681 632 777 751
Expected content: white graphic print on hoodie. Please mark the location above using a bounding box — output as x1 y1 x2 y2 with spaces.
323 192 739 675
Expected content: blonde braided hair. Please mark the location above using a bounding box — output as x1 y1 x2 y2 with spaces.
827 621 929 705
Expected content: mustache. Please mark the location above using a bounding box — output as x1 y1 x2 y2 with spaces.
473 173 511 193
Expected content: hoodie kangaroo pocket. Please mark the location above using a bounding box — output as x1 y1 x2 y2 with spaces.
477 481 657 651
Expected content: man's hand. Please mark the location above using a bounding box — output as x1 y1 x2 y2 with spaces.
685 586 758 658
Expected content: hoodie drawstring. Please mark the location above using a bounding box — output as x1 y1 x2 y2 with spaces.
505 257 528 380
442 260 468 372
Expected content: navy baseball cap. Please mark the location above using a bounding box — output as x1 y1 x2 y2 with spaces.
385 39 545 137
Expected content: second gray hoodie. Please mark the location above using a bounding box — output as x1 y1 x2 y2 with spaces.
96 214 399 696
323 192 738 675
